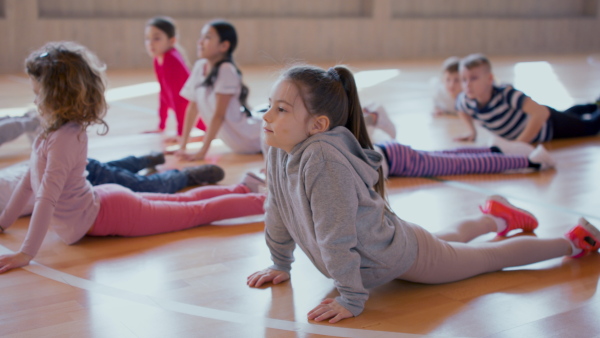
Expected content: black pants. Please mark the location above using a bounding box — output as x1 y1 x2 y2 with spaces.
549 104 600 139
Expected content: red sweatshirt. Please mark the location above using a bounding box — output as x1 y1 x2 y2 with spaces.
154 48 206 134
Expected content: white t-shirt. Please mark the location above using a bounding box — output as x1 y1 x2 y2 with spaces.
0 162 33 216
180 59 262 154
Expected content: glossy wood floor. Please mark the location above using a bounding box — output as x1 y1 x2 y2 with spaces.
1 55 599 338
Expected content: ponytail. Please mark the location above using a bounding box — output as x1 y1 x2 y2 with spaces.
199 20 251 116
200 58 251 116
283 64 387 201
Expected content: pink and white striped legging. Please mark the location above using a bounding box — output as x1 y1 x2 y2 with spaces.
88 183 265 237
378 141 529 177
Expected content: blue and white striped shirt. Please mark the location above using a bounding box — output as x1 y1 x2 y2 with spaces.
456 84 552 142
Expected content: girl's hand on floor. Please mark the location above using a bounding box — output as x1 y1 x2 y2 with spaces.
176 149 207 162
247 268 290 287
307 298 353 324
142 129 164 134
0 252 32 274
163 135 180 144
453 133 476 142
181 152 205 162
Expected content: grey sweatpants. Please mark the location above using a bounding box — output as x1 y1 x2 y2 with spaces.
398 217 571 284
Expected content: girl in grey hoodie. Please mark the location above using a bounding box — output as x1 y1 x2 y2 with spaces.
247 64 599 323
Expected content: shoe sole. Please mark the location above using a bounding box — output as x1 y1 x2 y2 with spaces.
578 217 600 246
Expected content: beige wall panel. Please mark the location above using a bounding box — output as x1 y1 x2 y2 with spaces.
1 0 600 74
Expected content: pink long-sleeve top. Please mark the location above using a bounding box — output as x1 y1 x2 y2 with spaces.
154 48 205 134
0 122 100 257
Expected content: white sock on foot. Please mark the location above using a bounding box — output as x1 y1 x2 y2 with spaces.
487 215 508 234
564 236 583 257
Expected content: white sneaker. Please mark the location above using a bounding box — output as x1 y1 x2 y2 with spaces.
240 171 267 193
489 136 534 157
364 103 397 140
528 145 555 170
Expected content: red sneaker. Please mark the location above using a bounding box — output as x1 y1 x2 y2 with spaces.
479 195 538 236
565 217 600 258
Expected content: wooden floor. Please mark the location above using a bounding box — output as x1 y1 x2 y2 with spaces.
1 55 599 338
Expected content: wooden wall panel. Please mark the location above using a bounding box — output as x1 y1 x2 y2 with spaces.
1 0 599 74
391 0 596 18
37 0 370 18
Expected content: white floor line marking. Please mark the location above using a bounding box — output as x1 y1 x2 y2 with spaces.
0 245 432 338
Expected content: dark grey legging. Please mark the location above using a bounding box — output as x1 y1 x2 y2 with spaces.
549 105 600 139
398 217 570 284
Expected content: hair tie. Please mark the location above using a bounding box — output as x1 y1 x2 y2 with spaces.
327 67 341 82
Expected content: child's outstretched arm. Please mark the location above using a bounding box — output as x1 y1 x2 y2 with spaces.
0 169 33 231
1 129 80 273
306 161 370 322
517 97 550 143
454 110 477 142
180 94 233 161
0 170 35 273
175 101 198 154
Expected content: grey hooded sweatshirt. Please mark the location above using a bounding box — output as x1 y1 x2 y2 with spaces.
265 126 418 316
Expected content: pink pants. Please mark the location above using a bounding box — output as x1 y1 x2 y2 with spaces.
398 218 571 284
89 184 265 237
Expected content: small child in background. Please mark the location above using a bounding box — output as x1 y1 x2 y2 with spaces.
432 56 462 116
247 64 599 324
144 16 206 136
177 20 262 160
0 42 265 274
455 53 600 143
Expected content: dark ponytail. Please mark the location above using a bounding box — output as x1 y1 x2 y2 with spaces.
282 64 387 200
200 20 251 116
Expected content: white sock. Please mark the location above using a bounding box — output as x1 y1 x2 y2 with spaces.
564 236 583 257
488 215 508 233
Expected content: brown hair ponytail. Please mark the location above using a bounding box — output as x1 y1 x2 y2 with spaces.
282 64 387 200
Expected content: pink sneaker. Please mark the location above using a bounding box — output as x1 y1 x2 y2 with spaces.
479 195 538 236
565 217 600 258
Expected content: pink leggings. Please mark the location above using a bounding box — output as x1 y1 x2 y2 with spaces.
398 217 571 284
88 184 266 237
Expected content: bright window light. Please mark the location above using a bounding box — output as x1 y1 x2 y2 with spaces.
354 69 400 91
513 62 574 111
104 82 160 102
0 81 160 117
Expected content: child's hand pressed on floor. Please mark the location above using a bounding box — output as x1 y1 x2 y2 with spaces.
0 252 32 274
307 298 353 324
247 268 290 287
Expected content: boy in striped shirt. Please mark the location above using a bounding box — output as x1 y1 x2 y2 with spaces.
455 53 600 143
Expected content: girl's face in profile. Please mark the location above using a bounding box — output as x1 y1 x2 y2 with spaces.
262 79 316 153
197 25 228 63
144 25 175 58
